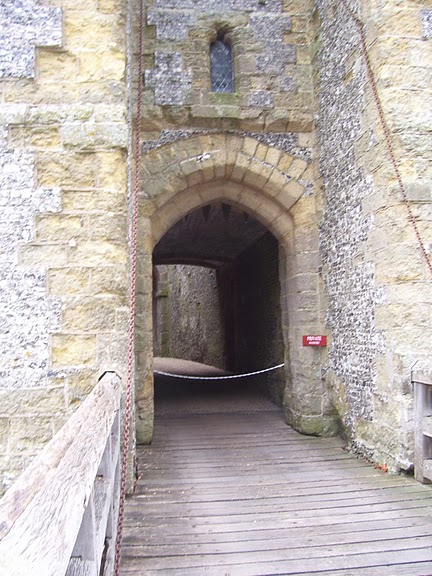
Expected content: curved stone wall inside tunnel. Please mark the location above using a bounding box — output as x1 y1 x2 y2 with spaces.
153 263 226 369
134 133 339 443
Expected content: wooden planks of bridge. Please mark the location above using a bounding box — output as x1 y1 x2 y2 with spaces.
120 387 432 575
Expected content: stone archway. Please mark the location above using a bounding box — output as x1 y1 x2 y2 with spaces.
134 133 337 444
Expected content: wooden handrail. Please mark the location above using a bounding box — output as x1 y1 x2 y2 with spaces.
0 372 122 576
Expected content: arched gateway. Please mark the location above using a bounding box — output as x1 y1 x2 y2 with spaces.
134 133 339 444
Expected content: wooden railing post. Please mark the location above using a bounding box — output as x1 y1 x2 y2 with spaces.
413 362 432 484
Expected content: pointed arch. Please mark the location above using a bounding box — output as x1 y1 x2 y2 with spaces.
135 133 336 446
140 133 308 242
150 181 294 251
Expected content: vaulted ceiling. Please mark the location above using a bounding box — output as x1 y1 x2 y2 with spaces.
153 202 269 267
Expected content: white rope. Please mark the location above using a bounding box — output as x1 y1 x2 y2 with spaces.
154 363 284 380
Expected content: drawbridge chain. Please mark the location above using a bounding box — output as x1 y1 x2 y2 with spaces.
339 0 432 278
113 0 145 573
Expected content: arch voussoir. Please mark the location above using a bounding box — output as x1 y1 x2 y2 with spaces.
263 168 293 198
150 179 294 249
242 157 274 190
277 180 305 211
198 180 243 207
141 133 308 243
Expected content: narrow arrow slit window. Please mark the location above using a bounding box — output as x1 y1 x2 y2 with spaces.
210 35 234 93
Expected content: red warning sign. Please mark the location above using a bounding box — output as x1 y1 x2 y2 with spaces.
303 335 327 347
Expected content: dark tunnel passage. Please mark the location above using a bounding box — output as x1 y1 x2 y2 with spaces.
152 202 285 409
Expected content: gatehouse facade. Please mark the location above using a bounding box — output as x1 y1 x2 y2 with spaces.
0 0 431 494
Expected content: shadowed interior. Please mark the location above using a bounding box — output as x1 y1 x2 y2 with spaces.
153 203 285 408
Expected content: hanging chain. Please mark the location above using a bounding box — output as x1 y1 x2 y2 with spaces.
113 0 145 573
339 0 432 278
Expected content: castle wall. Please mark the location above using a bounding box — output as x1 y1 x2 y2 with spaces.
0 0 129 494
316 0 432 469
141 0 314 132
154 264 226 369
134 0 330 440
362 0 432 469
1 0 431 492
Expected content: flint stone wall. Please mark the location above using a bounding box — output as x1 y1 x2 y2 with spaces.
315 0 382 432
0 1 64 494
0 0 129 495
137 0 314 133
316 0 432 470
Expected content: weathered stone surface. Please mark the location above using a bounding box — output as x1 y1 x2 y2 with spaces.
0 0 130 495
155 265 225 367
62 298 117 331
66 369 98 407
9 125 61 149
316 0 381 433
97 150 127 190
250 13 295 74
313 0 432 473
145 52 192 106
35 214 86 242
67 241 127 266
60 122 128 150
142 129 311 160
1 0 432 495
51 335 97 368
37 152 98 188
148 10 195 40
141 0 312 126
0 419 8 453
248 90 274 109
0 127 62 393
90 266 129 297
421 10 432 39
62 190 126 212
0 388 66 416
0 0 62 79
9 417 53 452
48 268 90 295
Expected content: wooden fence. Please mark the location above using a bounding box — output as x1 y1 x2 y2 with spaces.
0 372 122 576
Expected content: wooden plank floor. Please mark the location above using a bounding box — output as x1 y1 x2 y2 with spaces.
120 386 432 575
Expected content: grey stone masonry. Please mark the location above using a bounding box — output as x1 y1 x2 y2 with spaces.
316 0 384 431
248 90 274 109
142 129 312 161
0 0 64 393
144 0 299 111
0 111 62 390
250 14 295 75
145 52 192 105
421 10 432 39
147 10 195 40
155 0 282 9
0 0 62 78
